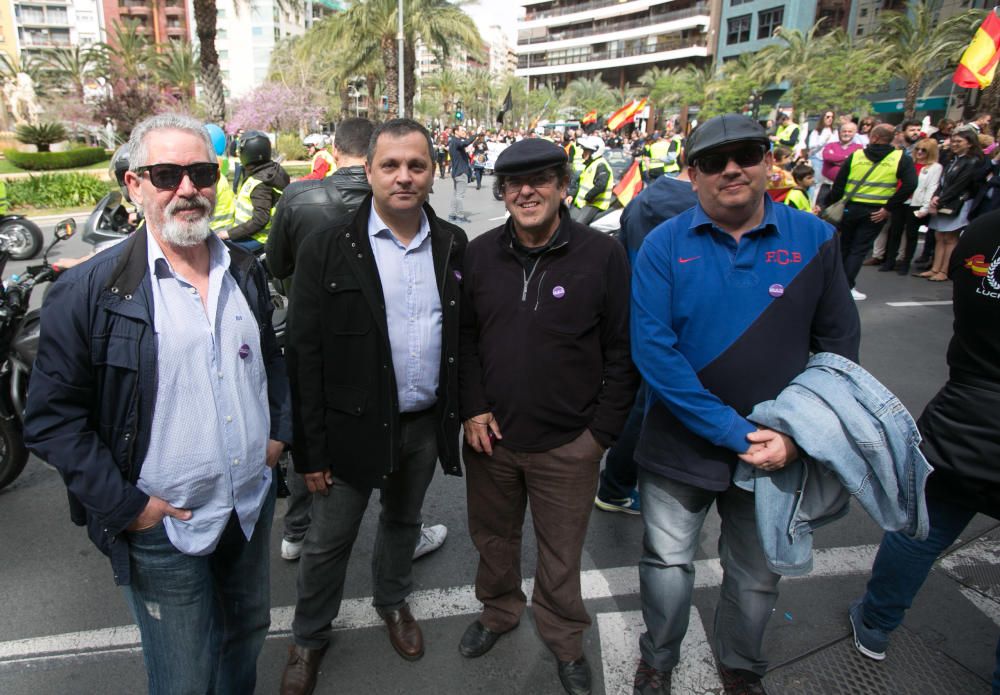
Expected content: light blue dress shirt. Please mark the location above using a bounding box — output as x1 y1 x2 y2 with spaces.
136 231 272 556
367 202 442 412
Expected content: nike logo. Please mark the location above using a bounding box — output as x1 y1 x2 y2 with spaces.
678 256 701 263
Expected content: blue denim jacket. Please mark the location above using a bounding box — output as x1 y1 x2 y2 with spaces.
734 352 932 576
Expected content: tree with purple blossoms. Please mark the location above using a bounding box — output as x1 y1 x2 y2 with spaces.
226 82 326 134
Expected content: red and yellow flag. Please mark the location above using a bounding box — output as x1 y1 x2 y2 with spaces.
613 161 643 207
581 110 598 125
621 98 648 127
954 10 1000 89
608 99 644 131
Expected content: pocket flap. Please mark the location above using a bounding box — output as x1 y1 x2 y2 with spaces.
324 273 362 295
325 386 367 416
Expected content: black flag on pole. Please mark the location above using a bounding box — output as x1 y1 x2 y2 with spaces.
496 88 513 124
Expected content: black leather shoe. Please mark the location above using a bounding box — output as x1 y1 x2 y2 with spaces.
558 656 592 695
458 619 513 658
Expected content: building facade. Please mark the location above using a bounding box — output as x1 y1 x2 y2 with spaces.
101 0 190 47
515 0 720 91
715 0 822 64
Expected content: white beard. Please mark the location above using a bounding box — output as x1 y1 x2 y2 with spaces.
155 194 214 247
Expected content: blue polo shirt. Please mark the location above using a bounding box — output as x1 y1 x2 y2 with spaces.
631 196 860 491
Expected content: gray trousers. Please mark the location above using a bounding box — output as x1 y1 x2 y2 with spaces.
637 467 780 678
291 409 439 649
283 459 311 542
450 177 468 218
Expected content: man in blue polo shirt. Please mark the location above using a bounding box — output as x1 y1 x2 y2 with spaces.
629 114 860 695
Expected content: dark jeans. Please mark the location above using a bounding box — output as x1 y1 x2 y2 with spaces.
598 382 647 500
883 206 915 266
232 238 264 253
860 494 999 693
122 478 276 695
464 430 604 661
292 409 439 649
838 205 885 287
473 166 484 189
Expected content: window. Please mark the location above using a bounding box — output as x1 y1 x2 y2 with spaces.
758 7 783 39
860 8 868 17
727 14 751 44
730 0 750 4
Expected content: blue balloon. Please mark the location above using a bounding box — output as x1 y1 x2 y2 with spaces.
204 123 227 156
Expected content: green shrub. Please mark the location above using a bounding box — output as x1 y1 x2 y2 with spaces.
7 172 112 209
4 147 109 171
15 122 67 152
276 133 308 162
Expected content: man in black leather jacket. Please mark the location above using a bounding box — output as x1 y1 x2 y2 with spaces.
267 117 375 286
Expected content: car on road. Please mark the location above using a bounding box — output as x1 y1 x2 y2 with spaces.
604 148 632 182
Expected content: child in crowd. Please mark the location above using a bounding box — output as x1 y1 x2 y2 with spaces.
785 163 816 213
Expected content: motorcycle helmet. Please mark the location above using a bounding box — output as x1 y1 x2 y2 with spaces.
302 133 326 149
204 123 227 156
578 135 605 159
109 145 131 203
239 130 272 167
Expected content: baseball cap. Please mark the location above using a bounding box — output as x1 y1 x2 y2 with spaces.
684 114 770 164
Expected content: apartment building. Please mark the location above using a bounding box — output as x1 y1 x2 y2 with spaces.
101 0 190 46
515 0 720 91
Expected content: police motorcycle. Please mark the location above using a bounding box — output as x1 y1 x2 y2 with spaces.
0 217 76 490
0 214 45 261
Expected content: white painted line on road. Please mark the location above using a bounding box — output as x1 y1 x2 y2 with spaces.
488 214 509 221
0 544 881 665
885 301 953 307
599 608 721 695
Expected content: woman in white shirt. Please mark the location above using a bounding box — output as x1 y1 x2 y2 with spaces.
805 110 835 203
883 138 942 275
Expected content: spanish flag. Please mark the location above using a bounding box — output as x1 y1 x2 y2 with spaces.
581 110 598 125
954 10 1000 89
608 99 643 131
621 98 648 127
613 161 643 207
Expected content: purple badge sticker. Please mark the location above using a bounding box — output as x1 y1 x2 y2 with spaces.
239 343 250 359
454 270 463 281
552 285 566 299
768 284 784 298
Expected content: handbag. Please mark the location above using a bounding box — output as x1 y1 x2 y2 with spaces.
820 155 881 225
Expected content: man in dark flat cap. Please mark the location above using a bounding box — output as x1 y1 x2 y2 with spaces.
456 138 637 695
629 114 859 695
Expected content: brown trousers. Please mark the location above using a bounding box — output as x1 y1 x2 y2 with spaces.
464 429 603 661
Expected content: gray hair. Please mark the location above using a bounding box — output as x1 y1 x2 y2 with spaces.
128 113 217 171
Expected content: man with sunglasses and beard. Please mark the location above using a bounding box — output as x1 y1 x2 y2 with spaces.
24 113 292 695
458 139 637 695
629 115 859 695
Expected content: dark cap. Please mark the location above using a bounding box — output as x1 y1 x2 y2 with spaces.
685 114 770 164
495 138 568 176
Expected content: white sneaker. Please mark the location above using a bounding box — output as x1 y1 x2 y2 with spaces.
413 524 447 560
851 288 867 301
281 538 303 561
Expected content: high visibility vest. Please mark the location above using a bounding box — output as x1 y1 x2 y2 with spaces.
784 188 811 212
311 149 336 177
573 157 614 211
663 135 683 173
775 123 798 146
570 144 586 173
211 177 236 232
646 139 669 174
234 175 282 243
845 150 903 206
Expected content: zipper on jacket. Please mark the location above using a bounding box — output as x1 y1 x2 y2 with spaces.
521 259 540 302
533 270 547 311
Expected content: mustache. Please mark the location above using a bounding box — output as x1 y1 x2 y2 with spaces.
166 194 213 216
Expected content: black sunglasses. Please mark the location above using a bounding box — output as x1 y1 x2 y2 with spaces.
915 148 928 154
135 162 219 190
694 145 767 175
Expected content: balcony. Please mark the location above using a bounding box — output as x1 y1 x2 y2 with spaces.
519 3 709 46
522 0 672 25
516 36 707 74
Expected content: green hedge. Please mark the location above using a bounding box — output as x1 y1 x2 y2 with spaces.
7 173 112 209
3 147 108 171
276 133 308 162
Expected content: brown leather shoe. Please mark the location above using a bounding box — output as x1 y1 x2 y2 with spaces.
377 603 425 661
862 257 884 266
279 643 328 695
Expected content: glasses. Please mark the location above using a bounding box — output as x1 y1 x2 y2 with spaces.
693 145 767 175
502 172 557 194
135 162 219 190
915 148 928 154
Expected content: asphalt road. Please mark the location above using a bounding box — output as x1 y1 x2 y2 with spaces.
0 180 996 694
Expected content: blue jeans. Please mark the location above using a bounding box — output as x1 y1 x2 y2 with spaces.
122 479 276 695
638 467 780 678
861 494 999 693
231 238 264 253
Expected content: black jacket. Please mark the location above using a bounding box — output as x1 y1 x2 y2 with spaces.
448 135 475 178
230 160 291 241
267 165 371 282
24 232 291 584
459 210 638 451
287 196 467 488
935 154 986 211
828 144 917 208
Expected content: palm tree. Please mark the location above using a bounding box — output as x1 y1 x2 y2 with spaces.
154 41 199 102
103 19 156 84
754 20 842 121
496 73 527 128
525 83 560 125
676 62 720 114
39 45 108 99
191 0 227 121
310 0 484 118
866 0 984 118
463 68 494 126
561 75 617 120
423 67 463 121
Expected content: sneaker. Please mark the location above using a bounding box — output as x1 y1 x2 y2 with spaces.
718 666 768 695
594 489 641 515
851 288 867 301
849 598 888 661
281 538 303 561
633 659 671 694
413 524 447 560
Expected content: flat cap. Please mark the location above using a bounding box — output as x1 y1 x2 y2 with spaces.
495 138 567 176
685 114 770 164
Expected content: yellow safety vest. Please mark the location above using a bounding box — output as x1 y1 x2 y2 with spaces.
845 150 903 206
775 122 798 146
573 157 614 211
570 144 586 173
211 177 236 232
784 188 811 212
663 135 683 173
234 175 282 243
311 149 336 177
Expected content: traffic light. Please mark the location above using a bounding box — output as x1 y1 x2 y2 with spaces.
455 101 464 121
748 90 762 122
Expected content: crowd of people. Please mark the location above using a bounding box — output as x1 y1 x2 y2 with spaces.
17 106 999 695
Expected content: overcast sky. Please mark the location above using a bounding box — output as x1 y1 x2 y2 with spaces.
462 1 521 43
